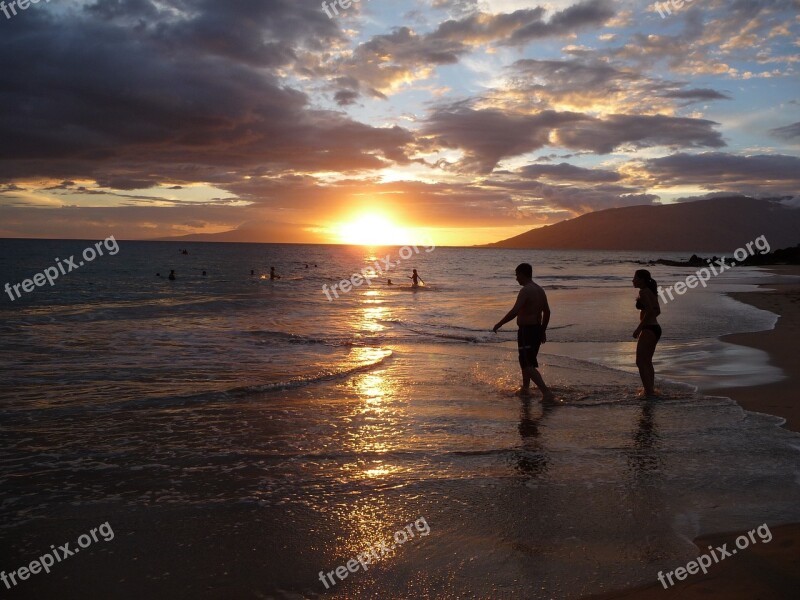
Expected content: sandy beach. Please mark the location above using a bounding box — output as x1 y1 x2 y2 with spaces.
708 266 800 433
588 266 800 600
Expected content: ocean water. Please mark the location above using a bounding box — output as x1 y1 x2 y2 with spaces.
1 239 798 599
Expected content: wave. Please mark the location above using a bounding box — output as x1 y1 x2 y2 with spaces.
246 329 359 347
378 319 575 344
1 349 393 417
224 351 392 396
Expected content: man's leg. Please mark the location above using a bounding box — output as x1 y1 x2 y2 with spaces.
519 364 531 394
518 330 531 394
527 326 554 401
528 367 553 401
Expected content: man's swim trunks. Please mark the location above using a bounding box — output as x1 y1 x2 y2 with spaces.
518 325 543 369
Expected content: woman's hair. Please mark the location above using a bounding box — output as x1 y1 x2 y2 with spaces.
634 269 658 296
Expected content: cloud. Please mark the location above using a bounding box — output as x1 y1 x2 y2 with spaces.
424 104 725 172
643 152 800 195
554 114 725 154
496 57 732 114
322 0 617 102
0 0 798 241
769 122 800 140
516 162 622 183
0 0 414 188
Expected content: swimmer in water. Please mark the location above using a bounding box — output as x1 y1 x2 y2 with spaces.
168 270 176 281
270 267 280 280
408 269 424 287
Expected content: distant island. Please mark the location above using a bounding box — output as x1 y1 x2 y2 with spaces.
487 196 800 252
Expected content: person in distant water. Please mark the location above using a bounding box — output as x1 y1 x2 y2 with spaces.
250 269 255 277
168 270 176 281
632 269 661 398
408 268 424 287
387 279 394 285
202 271 207 277
270 267 280 280
305 264 309 269
156 273 161 277
493 263 555 402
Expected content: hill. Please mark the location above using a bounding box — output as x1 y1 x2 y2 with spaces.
487 197 800 252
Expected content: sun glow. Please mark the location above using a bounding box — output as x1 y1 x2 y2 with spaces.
334 213 411 246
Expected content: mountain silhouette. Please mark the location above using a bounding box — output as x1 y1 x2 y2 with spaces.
487 197 800 252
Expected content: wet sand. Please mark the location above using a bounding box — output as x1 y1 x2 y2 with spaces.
587 266 800 600
708 267 800 433
4 264 800 600
584 524 800 600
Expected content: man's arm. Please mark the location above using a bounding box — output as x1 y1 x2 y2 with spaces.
540 292 550 343
493 290 525 332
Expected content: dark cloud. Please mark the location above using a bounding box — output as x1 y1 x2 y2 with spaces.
0 0 413 187
426 0 613 47
555 114 725 154
769 122 800 140
662 88 732 101
643 152 800 195
505 0 615 46
517 163 622 183
482 177 658 215
424 105 724 172
491 57 733 116
423 105 584 173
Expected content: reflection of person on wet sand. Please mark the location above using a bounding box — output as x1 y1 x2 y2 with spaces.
629 400 662 477
632 269 661 398
493 263 555 402
515 396 556 478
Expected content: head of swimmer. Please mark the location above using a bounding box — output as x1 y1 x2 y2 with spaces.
515 263 533 285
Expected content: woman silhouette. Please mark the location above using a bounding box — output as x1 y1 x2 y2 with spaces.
632 269 661 398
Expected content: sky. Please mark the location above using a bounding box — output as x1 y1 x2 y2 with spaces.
0 0 798 246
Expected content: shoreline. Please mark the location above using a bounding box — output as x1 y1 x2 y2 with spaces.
585 265 800 600
703 265 800 433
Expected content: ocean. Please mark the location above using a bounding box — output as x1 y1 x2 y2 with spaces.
1 239 798 599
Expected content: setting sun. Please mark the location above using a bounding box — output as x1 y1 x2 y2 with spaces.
334 213 411 246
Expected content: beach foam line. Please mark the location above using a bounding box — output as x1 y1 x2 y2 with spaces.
0 349 394 416
246 329 361 347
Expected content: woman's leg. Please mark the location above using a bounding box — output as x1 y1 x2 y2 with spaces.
636 330 658 395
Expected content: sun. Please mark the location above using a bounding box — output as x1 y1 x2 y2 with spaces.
335 213 410 246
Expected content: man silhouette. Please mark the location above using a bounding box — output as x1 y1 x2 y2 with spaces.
493 263 555 401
